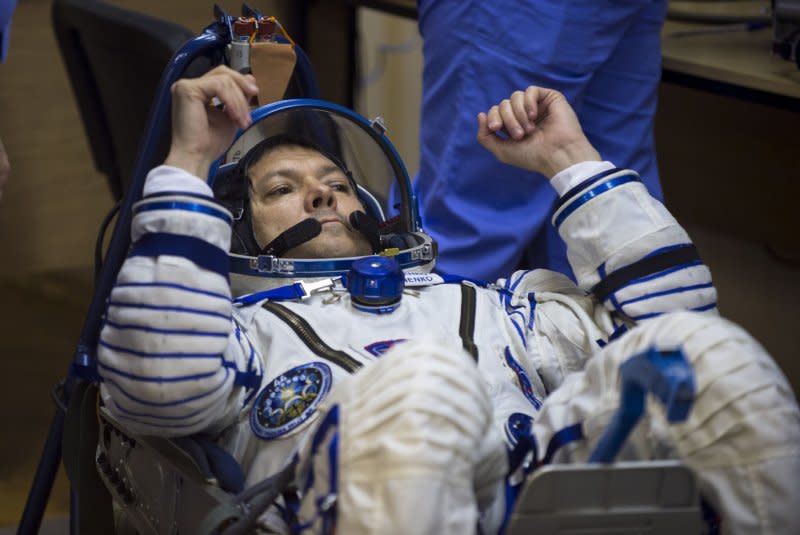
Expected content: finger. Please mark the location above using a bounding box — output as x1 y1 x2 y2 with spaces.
209 75 252 129
208 65 259 96
499 99 524 140
200 77 247 129
476 112 496 148
486 105 502 131
476 112 509 161
510 91 533 134
524 86 540 122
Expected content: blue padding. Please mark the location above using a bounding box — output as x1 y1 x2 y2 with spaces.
129 233 230 279
134 199 232 223
554 174 640 228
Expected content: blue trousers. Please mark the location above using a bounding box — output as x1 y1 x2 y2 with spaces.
414 0 667 280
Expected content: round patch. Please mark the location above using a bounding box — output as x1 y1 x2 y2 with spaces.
250 362 332 440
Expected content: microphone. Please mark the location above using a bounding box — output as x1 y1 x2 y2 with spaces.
349 211 382 253
260 218 322 256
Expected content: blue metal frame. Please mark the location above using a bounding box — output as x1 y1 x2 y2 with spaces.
18 8 319 533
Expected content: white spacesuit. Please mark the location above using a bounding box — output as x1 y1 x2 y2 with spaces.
97 83 800 535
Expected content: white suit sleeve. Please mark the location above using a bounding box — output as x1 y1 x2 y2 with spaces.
97 165 263 437
550 162 717 322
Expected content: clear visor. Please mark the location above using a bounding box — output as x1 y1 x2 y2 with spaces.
213 101 417 233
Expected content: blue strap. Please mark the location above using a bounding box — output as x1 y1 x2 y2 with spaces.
234 283 309 306
129 233 229 279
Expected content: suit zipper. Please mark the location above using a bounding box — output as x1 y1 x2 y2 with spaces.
262 301 363 374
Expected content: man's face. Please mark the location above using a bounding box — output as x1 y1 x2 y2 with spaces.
248 144 373 259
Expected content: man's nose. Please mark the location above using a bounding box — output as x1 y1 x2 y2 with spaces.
306 181 335 211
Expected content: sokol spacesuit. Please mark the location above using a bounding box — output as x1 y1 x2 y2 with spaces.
97 69 800 534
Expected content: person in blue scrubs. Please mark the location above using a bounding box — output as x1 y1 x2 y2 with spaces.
0 0 15 63
414 0 667 280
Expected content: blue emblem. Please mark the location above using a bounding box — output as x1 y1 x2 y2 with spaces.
505 412 534 448
364 339 406 357
250 362 332 440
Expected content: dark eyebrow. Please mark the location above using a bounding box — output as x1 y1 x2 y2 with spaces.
254 163 346 184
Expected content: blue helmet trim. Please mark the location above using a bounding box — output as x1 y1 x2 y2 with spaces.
229 233 434 279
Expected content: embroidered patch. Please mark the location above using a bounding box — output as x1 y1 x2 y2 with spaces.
364 339 406 357
250 362 332 440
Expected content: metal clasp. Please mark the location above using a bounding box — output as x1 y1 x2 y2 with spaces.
297 278 337 299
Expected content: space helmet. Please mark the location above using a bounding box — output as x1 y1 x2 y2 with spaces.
209 99 437 296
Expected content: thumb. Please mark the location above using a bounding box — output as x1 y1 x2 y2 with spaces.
476 112 510 162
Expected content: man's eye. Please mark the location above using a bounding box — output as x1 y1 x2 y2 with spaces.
268 186 292 196
331 183 352 194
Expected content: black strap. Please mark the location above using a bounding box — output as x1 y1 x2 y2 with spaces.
61 382 116 534
459 283 479 361
592 245 702 302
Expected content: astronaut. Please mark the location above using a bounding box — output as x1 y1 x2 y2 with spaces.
97 66 800 534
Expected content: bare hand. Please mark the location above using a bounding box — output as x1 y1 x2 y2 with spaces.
165 65 259 178
476 86 601 179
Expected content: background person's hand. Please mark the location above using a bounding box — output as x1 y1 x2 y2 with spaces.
165 65 259 178
476 86 601 179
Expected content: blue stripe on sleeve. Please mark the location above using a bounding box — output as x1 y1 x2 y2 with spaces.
111 398 211 421
114 281 230 301
98 360 221 383
553 167 624 212
134 199 231 223
107 301 231 321
642 243 695 259
103 320 229 338
554 174 640 229
617 282 714 307
610 261 704 295
128 233 230 279
98 338 225 359
102 370 230 408
630 302 717 321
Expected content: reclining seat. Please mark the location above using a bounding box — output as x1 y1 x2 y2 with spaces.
53 4 704 534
